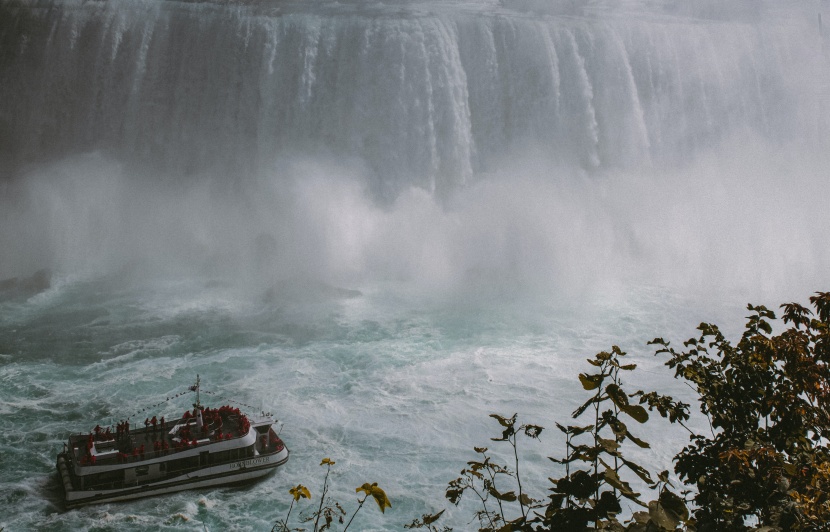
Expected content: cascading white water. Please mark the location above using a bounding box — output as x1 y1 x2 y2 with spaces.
0 2 829 529
2 0 828 299
2 0 824 184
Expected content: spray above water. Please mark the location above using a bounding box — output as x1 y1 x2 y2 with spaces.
0 0 828 304
1 2 829 529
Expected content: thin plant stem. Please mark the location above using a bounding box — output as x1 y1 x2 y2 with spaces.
565 432 572 510
470 484 497 531
485 462 505 518
612 364 620 499
272 499 295 532
513 431 527 519
342 496 366 532
313 464 332 532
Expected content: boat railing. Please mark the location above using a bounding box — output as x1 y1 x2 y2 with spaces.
73 408 255 467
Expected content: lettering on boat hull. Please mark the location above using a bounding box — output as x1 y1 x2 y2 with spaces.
230 457 271 469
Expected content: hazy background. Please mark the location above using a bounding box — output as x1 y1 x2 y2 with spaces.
1 0 829 529
2 0 828 305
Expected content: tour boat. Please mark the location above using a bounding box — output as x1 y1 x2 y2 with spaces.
56 376 289 509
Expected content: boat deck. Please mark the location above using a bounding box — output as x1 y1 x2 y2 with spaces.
67 406 259 467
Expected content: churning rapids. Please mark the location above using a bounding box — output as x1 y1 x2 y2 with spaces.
1 0 829 529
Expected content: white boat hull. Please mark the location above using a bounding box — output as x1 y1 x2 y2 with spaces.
59 447 289 508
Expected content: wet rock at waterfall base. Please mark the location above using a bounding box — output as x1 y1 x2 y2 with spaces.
0 269 51 300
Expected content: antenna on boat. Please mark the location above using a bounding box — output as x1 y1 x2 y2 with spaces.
192 374 201 408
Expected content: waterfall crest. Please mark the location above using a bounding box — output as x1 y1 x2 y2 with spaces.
1 0 828 297
2 0 825 196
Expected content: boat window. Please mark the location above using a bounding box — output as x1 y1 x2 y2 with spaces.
136 466 149 476
211 450 230 464
85 469 125 489
99 470 124 483
169 456 199 473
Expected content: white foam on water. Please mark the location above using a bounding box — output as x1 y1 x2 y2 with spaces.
1 0 828 529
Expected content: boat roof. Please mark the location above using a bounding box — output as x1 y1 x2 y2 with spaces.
66 405 275 475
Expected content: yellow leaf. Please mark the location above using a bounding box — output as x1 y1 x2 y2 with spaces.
289 484 311 501
320 458 335 466
356 483 392 513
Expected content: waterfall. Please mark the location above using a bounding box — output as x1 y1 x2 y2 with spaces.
1 0 827 297
2 0 824 192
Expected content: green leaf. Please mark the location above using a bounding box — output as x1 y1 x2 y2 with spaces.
568 425 594 436
572 397 595 419
659 489 689 522
596 351 613 361
622 458 655 485
556 423 594 436
606 383 629 408
648 500 680 530
622 404 649 423
632 511 650 524
423 509 444 525
598 437 620 453
624 429 650 448
489 414 516 427
523 424 543 439
488 487 517 502
446 486 463 505
603 468 642 501
579 373 604 390
610 419 627 438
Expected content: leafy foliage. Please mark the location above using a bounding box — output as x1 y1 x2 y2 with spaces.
652 292 830 530
542 346 691 531
442 414 543 531
421 346 691 532
415 291 830 531
356 483 392 514
273 458 389 531
406 509 451 532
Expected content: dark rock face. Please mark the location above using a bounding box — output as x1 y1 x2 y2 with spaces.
263 279 363 304
0 269 51 300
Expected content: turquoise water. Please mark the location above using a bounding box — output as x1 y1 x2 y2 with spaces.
1 0 828 529
0 276 736 531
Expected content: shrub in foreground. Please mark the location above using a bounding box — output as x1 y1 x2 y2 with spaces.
409 291 830 531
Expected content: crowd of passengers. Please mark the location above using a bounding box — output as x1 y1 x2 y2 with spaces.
77 405 251 466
